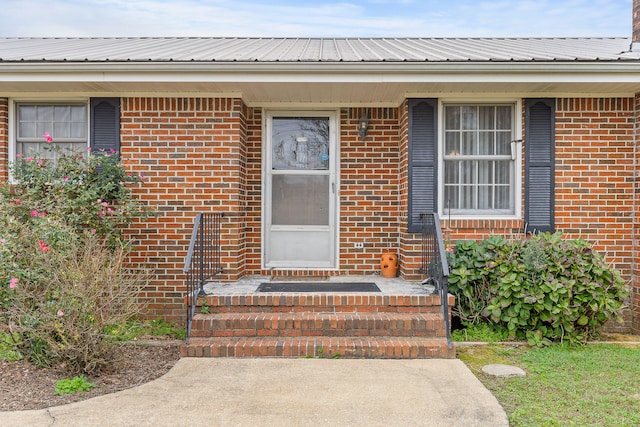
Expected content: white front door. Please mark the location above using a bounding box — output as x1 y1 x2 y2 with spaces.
264 112 338 268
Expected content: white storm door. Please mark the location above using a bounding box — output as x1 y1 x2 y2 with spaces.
265 113 338 268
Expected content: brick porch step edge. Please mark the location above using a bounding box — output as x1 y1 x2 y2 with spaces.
181 336 456 359
198 292 455 308
190 312 446 338
196 293 453 313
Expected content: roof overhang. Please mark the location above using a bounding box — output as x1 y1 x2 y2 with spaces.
1 61 639 105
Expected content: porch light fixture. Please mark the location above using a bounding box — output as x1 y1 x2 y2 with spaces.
358 111 369 140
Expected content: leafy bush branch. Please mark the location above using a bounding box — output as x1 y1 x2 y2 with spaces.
1 139 153 373
447 233 628 346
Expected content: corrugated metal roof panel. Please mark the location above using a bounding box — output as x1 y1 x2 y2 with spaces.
0 37 636 62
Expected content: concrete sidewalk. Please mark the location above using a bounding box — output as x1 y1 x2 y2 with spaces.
2 358 508 427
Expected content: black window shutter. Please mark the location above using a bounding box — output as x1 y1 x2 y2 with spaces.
524 98 555 233
90 98 120 154
408 99 438 233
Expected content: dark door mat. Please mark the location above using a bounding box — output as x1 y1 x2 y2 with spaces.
257 282 381 292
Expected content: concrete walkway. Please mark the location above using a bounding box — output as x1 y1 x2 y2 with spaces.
2 358 508 427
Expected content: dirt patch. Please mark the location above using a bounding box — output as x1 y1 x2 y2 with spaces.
600 333 640 342
0 339 181 412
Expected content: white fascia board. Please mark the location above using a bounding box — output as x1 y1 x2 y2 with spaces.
1 61 640 84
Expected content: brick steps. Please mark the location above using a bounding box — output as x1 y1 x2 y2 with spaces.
190 312 446 338
199 293 446 314
182 336 454 359
181 290 454 359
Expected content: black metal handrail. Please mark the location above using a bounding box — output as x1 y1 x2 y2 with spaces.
183 212 224 343
419 212 452 349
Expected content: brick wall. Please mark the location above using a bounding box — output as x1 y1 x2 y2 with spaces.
428 97 636 333
2 95 636 330
635 93 640 334
244 107 263 274
245 107 404 278
338 107 402 274
120 97 248 322
556 98 636 333
0 98 7 181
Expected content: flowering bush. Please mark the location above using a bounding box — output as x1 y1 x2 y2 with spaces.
6 143 150 238
1 136 153 372
4 233 152 373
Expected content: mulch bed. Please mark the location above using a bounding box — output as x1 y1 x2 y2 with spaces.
0 339 181 411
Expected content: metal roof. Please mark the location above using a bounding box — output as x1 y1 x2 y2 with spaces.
0 37 637 63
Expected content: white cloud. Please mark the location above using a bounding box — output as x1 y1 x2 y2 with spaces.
0 0 632 37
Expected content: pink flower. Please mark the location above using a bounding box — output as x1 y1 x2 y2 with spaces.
38 240 50 252
86 147 92 152
64 175 69 181
139 173 146 181
0 238 5 243
9 278 18 289
16 153 22 158
101 202 109 207
37 160 43 167
42 132 53 143
57 310 64 317
25 156 35 163
90 229 96 234
31 210 38 217
38 211 47 217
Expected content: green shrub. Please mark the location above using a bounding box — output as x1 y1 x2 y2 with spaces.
55 375 95 395
447 233 628 346
4 235 152 373
4 144 151 239
1 138 153 373
0 331 22 361
104 318 186 341
451 323 509 343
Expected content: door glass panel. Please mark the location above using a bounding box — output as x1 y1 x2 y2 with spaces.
272 117 329 170
271 175 329 226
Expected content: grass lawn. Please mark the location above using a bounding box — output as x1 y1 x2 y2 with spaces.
457 343 640 426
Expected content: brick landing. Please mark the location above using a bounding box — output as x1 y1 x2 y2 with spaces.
181 276 455 359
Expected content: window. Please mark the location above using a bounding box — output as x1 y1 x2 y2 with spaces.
16 103 88 161
442 104 517 216
408 98 550 233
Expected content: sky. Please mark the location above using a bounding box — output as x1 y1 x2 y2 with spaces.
0 0 633 38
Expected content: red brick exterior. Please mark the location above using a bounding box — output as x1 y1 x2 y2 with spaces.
557 98 636 333
0 95 638 332
120 97 248 322
634 93 640 333
337 108 402 275
245 107 404 279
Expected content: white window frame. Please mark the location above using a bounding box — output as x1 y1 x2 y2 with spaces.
438 99 522 220
8 98 90 181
